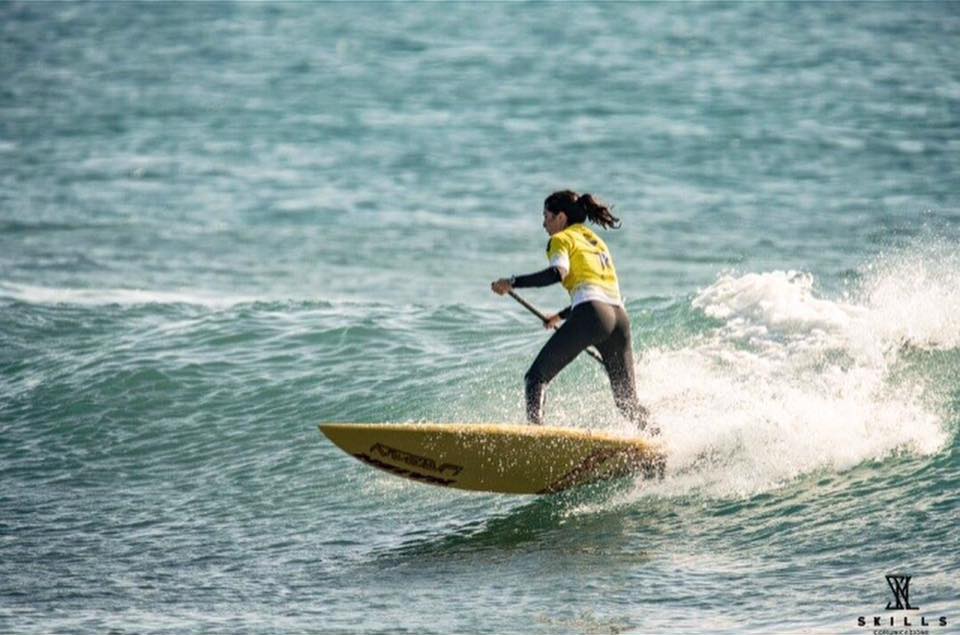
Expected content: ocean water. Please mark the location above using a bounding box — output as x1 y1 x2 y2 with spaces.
2 2 959 633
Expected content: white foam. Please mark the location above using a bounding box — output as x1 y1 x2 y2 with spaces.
620 245 956 501
692 270 866 335
0 282 258 309
859 242 960 351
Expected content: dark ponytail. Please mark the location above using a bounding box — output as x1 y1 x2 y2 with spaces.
544 190 621 229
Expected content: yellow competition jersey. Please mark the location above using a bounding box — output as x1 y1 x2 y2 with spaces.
546 224 622 307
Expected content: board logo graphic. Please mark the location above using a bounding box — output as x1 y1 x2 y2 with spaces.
351 442 464 487
369 442 463 477
886 575 918 611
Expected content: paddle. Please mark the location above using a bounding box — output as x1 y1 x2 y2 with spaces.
507 290 605 365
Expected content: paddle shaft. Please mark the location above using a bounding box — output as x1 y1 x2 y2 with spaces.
507 290 604 365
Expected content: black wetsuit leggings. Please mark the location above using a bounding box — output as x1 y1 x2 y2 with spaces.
524 301 648 427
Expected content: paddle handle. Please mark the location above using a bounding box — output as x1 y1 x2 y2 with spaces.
507 290 604 365
507 290 550 323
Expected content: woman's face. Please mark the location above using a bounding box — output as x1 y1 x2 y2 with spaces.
543 208 567 236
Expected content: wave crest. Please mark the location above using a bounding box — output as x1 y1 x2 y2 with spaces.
634 244 957 499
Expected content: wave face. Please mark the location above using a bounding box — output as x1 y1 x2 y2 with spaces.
2 2 958 633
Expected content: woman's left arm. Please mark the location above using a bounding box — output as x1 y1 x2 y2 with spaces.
491 266 562 295
511 266 563 288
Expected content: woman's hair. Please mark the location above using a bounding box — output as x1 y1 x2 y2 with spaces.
544 190 621 229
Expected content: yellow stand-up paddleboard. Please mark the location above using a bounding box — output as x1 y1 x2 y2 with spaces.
319 423 665 495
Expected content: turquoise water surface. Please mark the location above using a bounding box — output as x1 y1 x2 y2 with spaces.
2 2 959 633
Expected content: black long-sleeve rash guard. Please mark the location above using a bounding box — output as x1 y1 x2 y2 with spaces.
511 266 572 320
511 266 562 288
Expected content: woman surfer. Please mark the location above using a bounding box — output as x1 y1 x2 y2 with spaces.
491 190 654 433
